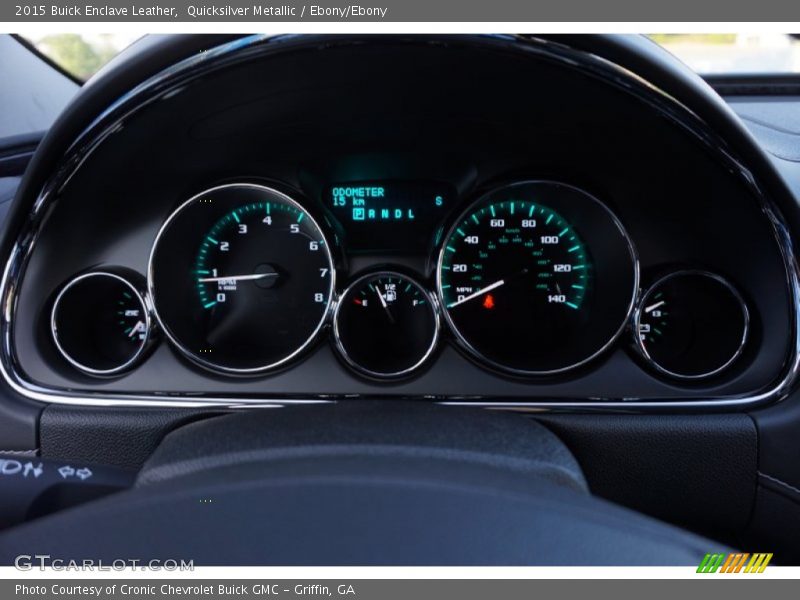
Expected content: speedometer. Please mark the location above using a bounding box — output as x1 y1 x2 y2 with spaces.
437 181 637 375
149 183 334 374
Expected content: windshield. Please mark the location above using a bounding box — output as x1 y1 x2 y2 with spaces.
650 33 800 74
19 33 800 81
21 33 140 81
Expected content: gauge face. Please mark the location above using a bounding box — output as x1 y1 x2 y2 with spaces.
438 181 637 374
635 271 748 379
149 184 334 374
334 273 439 378
51 271 150 375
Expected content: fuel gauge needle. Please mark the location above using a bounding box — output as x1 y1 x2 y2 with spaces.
373 285 396 324
446 279 505 309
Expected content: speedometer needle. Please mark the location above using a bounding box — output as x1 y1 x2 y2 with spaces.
447 279 506 309
198 273 278 283
644 300 666 313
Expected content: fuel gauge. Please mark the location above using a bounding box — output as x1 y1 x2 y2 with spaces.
635 271 749 380
334 272 439 378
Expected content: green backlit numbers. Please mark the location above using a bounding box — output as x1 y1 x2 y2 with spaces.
439 200 590 316
151 184 335 375
435 181 636 375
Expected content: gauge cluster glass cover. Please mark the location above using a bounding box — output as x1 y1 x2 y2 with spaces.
42 175 760 393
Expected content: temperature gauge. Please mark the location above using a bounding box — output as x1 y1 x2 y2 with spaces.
334 272 439 378
635 271 749 380
51 271 153 375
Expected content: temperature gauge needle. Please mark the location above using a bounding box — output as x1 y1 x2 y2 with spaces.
446 279 505 309
128 321 147 339
198 273 278 283
644 300 666 313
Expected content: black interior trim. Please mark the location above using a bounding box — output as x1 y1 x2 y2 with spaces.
705 73 800 96
0 131 42 178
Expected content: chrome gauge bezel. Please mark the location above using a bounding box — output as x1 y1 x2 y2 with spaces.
51 271 153 376
333 271 441 380
147 182 336 376
632 270 750 381
436 180 640 377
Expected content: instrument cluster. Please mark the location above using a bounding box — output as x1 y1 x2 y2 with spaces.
48 178 751 385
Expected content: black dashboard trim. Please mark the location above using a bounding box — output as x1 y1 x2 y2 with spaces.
0 131 42 178
2 34 799 412
705 73 800 97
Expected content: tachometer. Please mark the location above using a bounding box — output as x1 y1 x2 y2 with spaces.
149 183 334 374
437 181 637 375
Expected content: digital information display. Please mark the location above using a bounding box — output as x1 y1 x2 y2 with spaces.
327 181 452 251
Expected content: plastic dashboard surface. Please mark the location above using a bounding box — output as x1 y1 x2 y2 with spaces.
4 36 796 405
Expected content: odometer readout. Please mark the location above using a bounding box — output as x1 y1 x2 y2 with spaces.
438 181 637 375
327 181 452 252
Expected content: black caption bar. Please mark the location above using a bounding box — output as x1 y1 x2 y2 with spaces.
4 0 800 21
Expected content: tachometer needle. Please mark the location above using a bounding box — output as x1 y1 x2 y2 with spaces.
198 273 278 283
644 300 666 313
447 279 506 309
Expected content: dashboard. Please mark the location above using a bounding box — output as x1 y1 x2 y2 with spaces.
7 33 800 566
2 34 797 407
